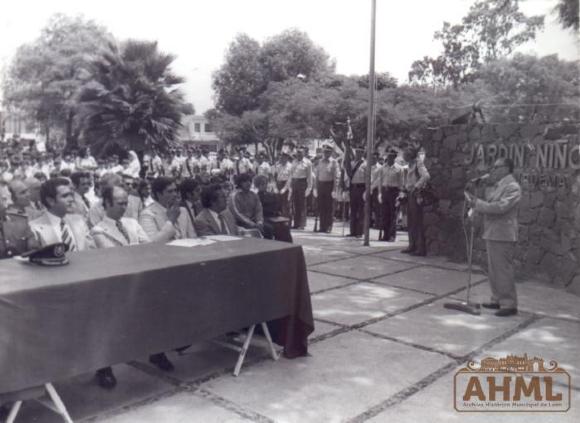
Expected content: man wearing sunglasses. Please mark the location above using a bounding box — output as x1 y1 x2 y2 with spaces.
465 158 522 317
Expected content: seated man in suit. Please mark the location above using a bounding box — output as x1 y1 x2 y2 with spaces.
88 173 124 228
194 184 239 236
139 177 196 242
179 178 202 230
69 171 92 221
91 185 150 248
89 185 158 388
29 177 94 251
121 171 144 220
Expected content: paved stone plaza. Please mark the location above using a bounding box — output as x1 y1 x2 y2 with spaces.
15 219 580 423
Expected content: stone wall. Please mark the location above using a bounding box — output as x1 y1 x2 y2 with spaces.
421 123 580 294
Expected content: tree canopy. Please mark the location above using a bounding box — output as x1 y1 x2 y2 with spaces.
472 53 580 122
554 0 579 31
409 0 544 88
2 14 113 148
210 29 338 157
78 40 187 155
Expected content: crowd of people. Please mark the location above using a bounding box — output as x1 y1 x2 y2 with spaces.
1 140 432 260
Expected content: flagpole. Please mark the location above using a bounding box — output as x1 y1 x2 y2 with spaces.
363 0 377 246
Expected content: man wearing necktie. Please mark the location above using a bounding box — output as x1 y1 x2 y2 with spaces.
89 185 151 389
90 186 150 248
194 184 239 236
29 177 94 251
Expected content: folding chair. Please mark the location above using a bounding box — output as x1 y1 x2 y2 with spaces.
213 322 280 376
5 383 73 423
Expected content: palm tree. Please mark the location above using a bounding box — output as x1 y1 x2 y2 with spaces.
78 40 187 156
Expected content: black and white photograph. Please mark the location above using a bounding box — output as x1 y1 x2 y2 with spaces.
0 0 579 421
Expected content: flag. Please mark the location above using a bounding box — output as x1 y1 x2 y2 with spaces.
346 117 353 141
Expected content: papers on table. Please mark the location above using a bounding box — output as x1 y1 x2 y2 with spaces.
166 235 242 247
204 235 241 242
166 238 215 247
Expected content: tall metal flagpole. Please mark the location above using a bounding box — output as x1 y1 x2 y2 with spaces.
363 0 377 246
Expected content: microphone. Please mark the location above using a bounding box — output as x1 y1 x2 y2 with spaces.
469 173 490 184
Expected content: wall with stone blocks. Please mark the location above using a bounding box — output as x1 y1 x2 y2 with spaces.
420 123 580 295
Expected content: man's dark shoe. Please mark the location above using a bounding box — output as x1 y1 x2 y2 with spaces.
495 308 518 317
149 353 174 371
401 248 415 254
481 302 500 310
411 251 426 257
95 367 117 389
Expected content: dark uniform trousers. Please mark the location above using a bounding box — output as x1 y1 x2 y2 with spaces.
381 186 399 240
317 180 334 232
291 178 307 228
371 188 381 229
407 191 426 254
349 183 365 236
276 180 291 218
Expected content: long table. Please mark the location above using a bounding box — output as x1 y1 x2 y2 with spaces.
0 238 313 395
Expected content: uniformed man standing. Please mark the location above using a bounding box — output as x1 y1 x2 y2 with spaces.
372 149 402 241
274 153 292 217
313 145 339 233
254 152 272 179
289 149 313 229
344 147 367 237
370 152 383 229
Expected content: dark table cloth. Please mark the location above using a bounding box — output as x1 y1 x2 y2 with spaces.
0 238 313 394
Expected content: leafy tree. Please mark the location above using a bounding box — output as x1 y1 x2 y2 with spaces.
357 72 398 90
472 53 580 122
210 29 336 153
259 29 335 83
211 34 266 116
554 0 579 31
78 40 187 156
2 14 113 149
409 0 544 88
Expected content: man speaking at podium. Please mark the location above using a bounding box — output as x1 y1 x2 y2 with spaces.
465 157 522 317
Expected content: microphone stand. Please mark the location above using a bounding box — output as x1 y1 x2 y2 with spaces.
443 183 482 316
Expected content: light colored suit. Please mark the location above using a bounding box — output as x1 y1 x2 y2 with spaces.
90 216 150 248
70 192 90 221
30 211 95 251
139 201 196 243
475 174 522 309
475 174 522 242
194 208 239 237
88 196 143 228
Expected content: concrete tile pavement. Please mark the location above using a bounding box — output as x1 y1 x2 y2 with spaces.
14 218 580 422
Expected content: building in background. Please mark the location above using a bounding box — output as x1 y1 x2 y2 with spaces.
178 115 221 152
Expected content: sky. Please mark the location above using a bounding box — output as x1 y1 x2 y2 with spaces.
0 0 578 113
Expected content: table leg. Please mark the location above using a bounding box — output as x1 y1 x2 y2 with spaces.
44 383 74 423
6 401 22 423
260 322 279 361
233 324 255 377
